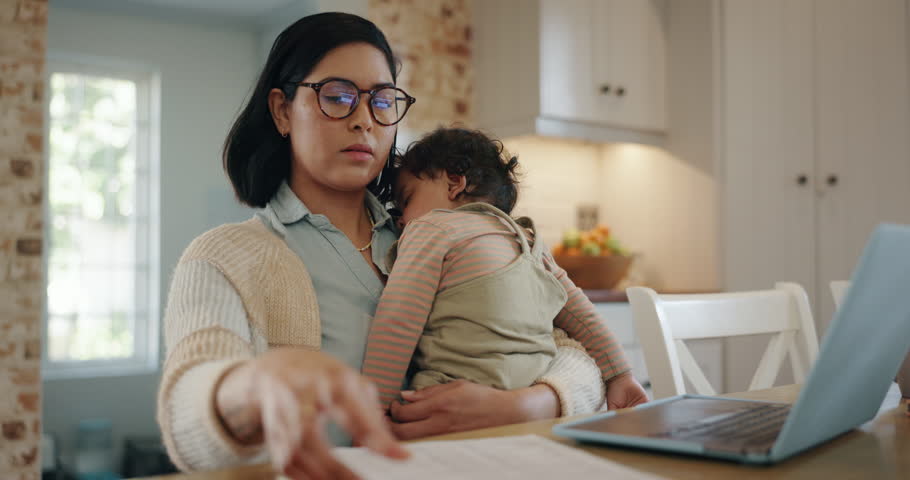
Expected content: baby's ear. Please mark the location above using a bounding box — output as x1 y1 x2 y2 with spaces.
446 173 467 200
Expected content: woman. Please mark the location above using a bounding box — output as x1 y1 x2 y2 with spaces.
156 12 646 480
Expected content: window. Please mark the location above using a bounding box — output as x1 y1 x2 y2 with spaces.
43 57 160 378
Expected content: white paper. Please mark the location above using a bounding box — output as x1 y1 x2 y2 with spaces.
331 434 666 480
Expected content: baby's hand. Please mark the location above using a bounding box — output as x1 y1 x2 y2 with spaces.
605 373 649 410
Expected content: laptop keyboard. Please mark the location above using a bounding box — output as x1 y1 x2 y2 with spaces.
651 403 791 447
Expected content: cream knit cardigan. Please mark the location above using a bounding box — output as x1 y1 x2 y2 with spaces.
157 218 605 472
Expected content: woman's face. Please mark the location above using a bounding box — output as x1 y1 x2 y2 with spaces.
280 43 398 194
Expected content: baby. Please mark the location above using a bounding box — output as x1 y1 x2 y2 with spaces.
362 127 647 412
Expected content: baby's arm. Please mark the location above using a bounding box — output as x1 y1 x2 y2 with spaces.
541 249 648 408
541 249 632 381
362 220 449 408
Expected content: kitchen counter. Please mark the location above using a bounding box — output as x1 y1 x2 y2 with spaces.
582 288 722 303
581 289 629 303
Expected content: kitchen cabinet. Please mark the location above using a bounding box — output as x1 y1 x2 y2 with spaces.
663 0 910 392
589 0 667 131
720 0 910 333
473 0 667 146
811 0 910 330
705 0 910 391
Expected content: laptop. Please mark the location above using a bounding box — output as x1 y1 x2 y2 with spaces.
553 223 910 464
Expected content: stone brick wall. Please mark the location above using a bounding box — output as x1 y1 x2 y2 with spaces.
0 0 47 478
368 0 472 133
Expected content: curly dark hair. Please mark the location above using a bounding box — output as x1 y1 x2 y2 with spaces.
395 128 521 213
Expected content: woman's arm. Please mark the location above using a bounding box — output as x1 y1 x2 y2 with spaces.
159 260 406 477
534 329 608 416
387 328 605 439
216 347 408 478
157 259 264 472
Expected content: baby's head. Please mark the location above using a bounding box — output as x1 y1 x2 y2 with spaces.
393 128 520 228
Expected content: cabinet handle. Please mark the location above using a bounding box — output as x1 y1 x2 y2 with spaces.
827 174 839 186
600 84 611 95
796 174 809 186
616 86 626 97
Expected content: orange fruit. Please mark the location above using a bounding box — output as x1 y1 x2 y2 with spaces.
566 247 582 256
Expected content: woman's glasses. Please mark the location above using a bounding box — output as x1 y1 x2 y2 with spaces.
298 79 416 126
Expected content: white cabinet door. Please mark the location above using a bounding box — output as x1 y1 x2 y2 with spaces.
475 0 667 142
594 0 668 131
591 0 614 123
540 0 598 123
721 0 817 295
814 0 910 332
721 0 817 393
541 0 666 130
720 0 910 392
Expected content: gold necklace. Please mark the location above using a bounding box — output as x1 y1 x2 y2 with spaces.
357 210 375 252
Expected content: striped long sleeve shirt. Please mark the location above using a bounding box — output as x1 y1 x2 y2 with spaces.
363 208 631 407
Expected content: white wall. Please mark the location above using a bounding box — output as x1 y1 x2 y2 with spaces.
505 135 718 292
506 136 604 247
257 0 368 62
599 143 718 291
45 5 258 467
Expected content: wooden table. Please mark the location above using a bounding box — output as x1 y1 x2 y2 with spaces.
143 384 910 480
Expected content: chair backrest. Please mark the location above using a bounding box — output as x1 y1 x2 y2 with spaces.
627 283 820 400
830 280 850 308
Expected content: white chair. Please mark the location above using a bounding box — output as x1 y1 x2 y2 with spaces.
830 280 850 308
627 283 820 400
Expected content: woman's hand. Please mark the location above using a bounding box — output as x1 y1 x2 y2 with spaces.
605 372 649 410
216 348 409 480
387 380 560 440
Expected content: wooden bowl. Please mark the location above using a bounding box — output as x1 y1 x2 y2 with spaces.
553 254 633 290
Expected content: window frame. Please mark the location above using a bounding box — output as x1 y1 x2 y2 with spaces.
42 53 162 380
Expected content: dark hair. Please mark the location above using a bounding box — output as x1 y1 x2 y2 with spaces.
396 128 521 214
223 12 400 207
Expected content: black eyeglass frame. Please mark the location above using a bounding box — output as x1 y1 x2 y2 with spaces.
297 79 417 126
